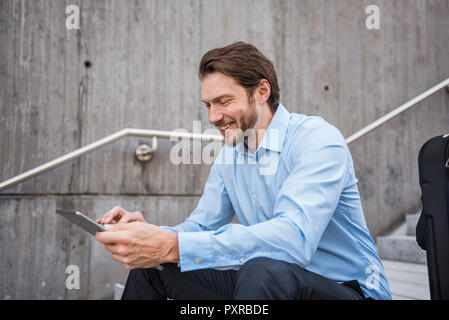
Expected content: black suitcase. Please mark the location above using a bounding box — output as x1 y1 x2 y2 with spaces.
416 133 449 300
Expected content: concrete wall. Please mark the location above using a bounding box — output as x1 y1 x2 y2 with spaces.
1 0 448 299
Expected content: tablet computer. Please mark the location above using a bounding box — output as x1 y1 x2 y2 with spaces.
56 209 105 235
56 209 164 270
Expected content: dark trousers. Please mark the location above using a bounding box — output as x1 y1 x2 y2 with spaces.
121 257 365 300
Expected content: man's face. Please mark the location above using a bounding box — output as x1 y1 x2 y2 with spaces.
201 72 258 146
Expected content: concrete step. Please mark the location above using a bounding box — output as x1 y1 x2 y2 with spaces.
381 259 430 300
406 212 420 237
114 283 124 300
376 234 427 264
376 210 426 264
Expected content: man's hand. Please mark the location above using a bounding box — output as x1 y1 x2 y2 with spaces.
94 222 179 269
96 206 146 225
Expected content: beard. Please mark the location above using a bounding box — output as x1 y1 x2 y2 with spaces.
224 95 258 147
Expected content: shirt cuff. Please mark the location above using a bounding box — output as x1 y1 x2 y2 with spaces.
178 231 244 272
159 226 179 233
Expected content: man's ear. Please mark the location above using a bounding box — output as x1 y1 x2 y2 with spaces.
257 79 271 104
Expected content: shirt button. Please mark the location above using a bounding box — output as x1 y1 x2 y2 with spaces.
252 194 257 199
240 257 245 263
195 258 200 264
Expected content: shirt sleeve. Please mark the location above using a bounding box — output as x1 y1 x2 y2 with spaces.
177 124 350 272
160 160 235 233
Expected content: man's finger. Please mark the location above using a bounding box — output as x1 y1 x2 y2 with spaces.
118 215 132 224
104 244 129 256
100 206 127 224
112 221 139 231
94 230 129 244
103 224 114 231
117 213 140 224
111 253 127 264
102 206 122 224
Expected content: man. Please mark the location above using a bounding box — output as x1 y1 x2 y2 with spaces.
95 41 391 300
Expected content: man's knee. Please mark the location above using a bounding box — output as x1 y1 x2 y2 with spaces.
127 266 161 283
234 257 303 299
239 257 285 277
239 257 302 279
122 264 174 300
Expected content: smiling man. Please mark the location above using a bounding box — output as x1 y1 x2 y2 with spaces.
95 41 391 300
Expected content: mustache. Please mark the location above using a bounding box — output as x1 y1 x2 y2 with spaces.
215 120 236 128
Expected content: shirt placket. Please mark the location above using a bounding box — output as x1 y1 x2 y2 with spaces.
249 152 258 206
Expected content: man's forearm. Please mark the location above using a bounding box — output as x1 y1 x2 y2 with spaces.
164 231 180 263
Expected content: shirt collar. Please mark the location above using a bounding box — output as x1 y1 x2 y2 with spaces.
235 103 290 154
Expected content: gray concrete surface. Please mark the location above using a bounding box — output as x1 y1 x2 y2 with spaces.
377 235 427 264
1 0 449 299
382 259 430 300
406 213 420 237
0 195 197 299
377 213 426 264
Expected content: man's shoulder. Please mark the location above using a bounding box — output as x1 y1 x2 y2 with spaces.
285 112 343 143
282 112 350 171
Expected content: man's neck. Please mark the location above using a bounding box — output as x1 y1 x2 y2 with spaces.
245 104 275 154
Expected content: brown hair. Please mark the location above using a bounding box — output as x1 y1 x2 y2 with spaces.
198 41 280 112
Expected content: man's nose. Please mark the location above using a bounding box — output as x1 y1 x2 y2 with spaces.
208 105 223 125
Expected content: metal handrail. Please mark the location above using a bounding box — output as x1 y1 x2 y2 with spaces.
0 128 223 192
0 78 448 192
346 78 449 144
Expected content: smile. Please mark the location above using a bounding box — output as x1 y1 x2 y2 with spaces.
220 121 236 131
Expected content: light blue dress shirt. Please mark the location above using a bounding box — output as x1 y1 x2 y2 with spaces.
161 103 391 300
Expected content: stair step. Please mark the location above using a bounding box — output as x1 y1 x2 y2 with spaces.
376 235 426 264
406 213 420 236
114 283 124 300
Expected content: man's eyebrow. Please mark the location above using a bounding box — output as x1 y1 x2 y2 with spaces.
201 94 234 104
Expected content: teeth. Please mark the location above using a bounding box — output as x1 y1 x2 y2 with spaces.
221 122 234 130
